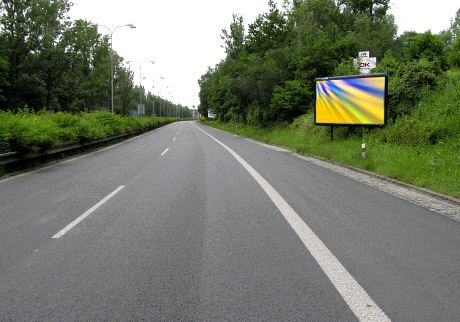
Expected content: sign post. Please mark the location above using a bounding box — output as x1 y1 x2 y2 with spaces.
137 104 145 117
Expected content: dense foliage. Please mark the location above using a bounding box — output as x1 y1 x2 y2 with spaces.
0 0 191 117
0 109 177 154
198 0 460 127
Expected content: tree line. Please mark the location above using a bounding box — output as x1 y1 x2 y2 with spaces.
198 0 460 126
0 0 192 117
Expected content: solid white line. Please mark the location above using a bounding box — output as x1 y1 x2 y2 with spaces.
52 185 125 239
161 148 169 156
193 124 390 322
0 128 160 184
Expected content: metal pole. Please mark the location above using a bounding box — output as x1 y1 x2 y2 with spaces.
139 66 142 105
88 24 136 114
110 36 114 114
126 61 154 109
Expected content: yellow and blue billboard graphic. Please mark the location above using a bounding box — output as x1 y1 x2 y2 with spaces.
315 73 387 126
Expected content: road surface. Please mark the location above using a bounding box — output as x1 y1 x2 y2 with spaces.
1 121 459 321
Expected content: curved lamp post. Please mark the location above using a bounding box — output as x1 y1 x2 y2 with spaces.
126 61 155 105
158 76 166 117
88 23 136 114
142 76 156 116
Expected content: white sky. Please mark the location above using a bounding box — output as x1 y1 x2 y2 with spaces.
68 0 459 109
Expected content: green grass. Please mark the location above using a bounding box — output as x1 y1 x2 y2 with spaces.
201 70 460 197
200 116 460 198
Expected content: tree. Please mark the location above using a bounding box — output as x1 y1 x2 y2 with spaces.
450 8 460 40
0 0 72 111
270 79 312 122
221 14 245 60
448 34 460 67
404 31 447 71
405 31 445 61
62 19 102 112
0 56 9 103
447 8 460 67
197 0 435 127
337 0 390 18
0 0 33 109
115 65 135 115
198 67 214 117
352 13 397 60
246 0 290 56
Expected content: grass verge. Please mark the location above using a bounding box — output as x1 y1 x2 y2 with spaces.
200 118 460 198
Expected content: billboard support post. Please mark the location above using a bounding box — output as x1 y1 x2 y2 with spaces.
330 126 333 142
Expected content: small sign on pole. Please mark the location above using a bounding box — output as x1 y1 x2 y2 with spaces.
354 51 377 74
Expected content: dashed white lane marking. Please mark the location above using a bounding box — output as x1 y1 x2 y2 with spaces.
193 123 390 322
52 185 125 239
161 148 169 156
173 137 176 141
0 128 160 184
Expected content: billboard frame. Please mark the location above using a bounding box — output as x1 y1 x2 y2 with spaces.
314 73 388 128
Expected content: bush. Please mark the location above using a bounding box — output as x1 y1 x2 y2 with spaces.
388 58 441 120
371 117 430 146
0 112 11 153
0 110 176 153
4 109 61 153
51 112 79 142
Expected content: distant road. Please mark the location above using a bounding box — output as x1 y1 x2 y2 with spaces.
1 121 459 321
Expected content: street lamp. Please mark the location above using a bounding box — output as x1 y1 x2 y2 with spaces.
88 23 136 114
169 92 173 117
158 76 165 118
126 61 155 105
165 87 170 117
142 77 156 116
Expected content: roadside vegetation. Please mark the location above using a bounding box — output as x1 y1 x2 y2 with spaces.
198 1 460 198
200 69 460 197
0 0 191 117
0 109 177 154
0 1 187 163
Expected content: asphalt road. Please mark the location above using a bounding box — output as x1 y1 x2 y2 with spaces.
1 121 459 321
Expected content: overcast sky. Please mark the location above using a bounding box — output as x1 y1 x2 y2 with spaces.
68 0 460 109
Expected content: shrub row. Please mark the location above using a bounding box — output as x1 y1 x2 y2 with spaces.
0 109 176 154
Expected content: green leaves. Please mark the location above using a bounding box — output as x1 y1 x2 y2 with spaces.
270 80 313 122
404 31 446 64
221 14 245 59
0 57 9 102
0 2 155 115
0 0 72 111
0 110 174 153
389 58 441 119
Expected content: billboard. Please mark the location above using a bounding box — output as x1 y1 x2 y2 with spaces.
315 73 388 126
